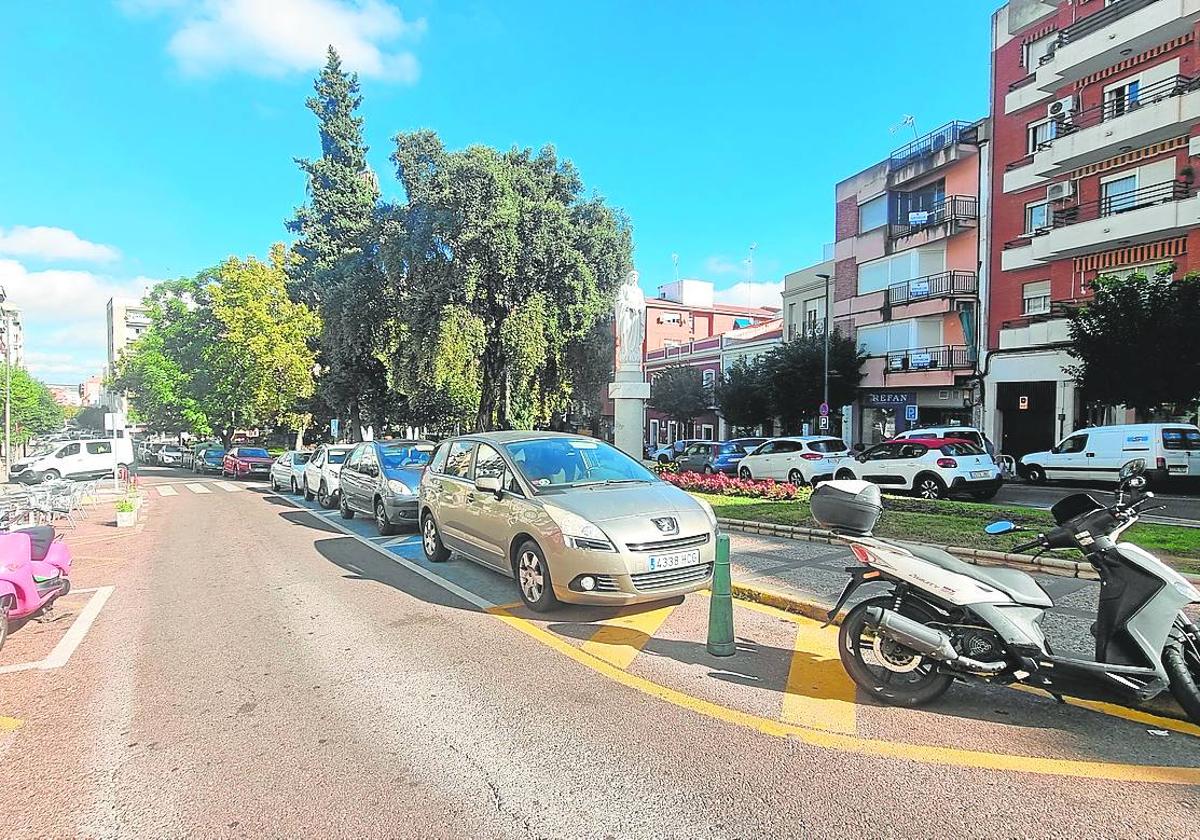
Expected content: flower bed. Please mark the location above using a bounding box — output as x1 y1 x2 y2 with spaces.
661 470 812 501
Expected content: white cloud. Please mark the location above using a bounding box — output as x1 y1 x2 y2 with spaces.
130 0 426 82
0 260 156 384
703 255 746 279
0 226 120 263
713 280 784 309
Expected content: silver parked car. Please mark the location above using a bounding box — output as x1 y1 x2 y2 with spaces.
269 450 311 493
419 432 718 612
338 440 435 535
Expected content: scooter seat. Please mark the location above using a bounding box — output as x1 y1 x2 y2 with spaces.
896 541 1053 607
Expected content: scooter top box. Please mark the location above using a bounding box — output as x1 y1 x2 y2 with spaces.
811 480 883 536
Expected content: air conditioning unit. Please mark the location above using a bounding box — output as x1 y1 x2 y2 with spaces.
1046 181 1074 202
1048 96 1076 120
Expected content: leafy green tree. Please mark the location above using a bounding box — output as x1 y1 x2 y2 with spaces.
0 364 65 446
714 358 773 433
75 405 107 431
389 132 632 431
649 364 710 428
763 330 866 434
1067 269 1200 418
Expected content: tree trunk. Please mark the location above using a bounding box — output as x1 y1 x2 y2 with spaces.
294 415 309 450
220 427 234 451
476 343 504 431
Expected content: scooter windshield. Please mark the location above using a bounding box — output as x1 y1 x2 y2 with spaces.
1050 493 1105 526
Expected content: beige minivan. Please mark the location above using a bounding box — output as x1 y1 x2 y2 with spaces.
418 431 718 612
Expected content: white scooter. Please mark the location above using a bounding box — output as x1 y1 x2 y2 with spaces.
815 460 1200 721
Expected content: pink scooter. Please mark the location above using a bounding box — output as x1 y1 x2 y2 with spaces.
0 527 72 652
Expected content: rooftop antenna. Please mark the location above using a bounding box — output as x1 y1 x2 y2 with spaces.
671 253 680 282
889 114 918 141
746 242 757 307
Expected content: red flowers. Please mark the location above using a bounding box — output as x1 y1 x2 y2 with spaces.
661 470 809 501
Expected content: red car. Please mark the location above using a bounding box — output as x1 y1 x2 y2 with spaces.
222 446 274 480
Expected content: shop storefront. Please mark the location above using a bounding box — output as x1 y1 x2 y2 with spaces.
856 389 974 445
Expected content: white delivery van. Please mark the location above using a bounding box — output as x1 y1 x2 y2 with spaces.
11 437 135 484
1018 423 1200 486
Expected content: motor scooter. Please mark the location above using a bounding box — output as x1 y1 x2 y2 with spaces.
0 527 72 653
819 459 1200 722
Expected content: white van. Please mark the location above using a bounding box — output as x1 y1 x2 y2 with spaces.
1018 423 1200 486
11 437 135 484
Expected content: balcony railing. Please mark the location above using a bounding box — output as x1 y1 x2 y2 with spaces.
1046 180 1191 229
1005 154 1035 172
886 271 977 305
1008 73 1037 92
887 121 976 171
1040 0 1161 57
884 345 973 373
888 196 979 239
1044 74 1200 141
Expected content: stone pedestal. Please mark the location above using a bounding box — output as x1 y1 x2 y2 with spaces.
608 366 650 460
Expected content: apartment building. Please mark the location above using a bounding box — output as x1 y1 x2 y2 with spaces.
990 0 1200 457
0 308 25 369
105 296 150 411
781 259 834 341
832 120 991 445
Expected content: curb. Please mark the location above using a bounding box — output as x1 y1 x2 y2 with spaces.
719 517 1200 584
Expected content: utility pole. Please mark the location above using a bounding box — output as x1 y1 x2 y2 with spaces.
0 286 10 483
816 272 832 414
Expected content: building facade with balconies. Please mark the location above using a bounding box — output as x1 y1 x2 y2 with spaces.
781 259 833 341
989 0 1200 458
832 119 990 445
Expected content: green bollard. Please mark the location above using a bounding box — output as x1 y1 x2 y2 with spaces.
707 533 735 657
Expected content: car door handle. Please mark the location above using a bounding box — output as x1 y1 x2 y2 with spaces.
1086 452 1095 457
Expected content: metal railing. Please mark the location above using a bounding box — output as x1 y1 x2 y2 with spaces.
884 345 973 373
1040 0 1161 56
1048 180 1191 229
1003 235 1033 250
1049 74 1200 140
887 271 977 305
887 121 976 171
1008 73 1037 92
888 195 978 239
1005 154 1035 172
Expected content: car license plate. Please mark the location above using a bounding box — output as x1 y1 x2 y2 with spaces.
1169 465 1187 474
647 549 700 572
970 470 991 479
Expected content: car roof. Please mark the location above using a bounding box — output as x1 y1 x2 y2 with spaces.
377 439 435 447
884 437 972 447
771 435 845 443
458 430 595 445
324 443 357 451
899 426 981 434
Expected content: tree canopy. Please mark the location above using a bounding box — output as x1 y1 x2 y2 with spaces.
713 358 773 432
649 364 711 425
0 364 64 446
1067 268 1200 417
762 330 866 433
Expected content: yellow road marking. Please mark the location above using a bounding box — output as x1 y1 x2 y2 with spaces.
0 717 21 732
1013 686 1200 738
487 605 1200 785
781 617 858 734
581 603 679 670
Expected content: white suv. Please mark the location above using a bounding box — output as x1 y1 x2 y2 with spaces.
834 437 1001 500
736 436 849 485
301 444 355 508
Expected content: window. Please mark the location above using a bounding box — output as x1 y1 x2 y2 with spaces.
896 180 945 222
427 443 448 474
1101 173 1138 214
1027 118 1057 154
807 438 848 454
326 448 349 465
474 444 518 493
505 437 654 490
896 444 928 460
1108 262 1174 281
858 194 888 233
1104 78 1140 121
380 443 433 469
1024 199 1050 233
701 424 715 441
345 445 364 470
1022 280 1051 315
702 369 715 388
803 297 823 335
444 441 474 478
359 446 379 476
865 443 899 461
86 441 113 455
1055 434 1088 454
58 443 81 458
857 247 945 295
1023 33 1056 68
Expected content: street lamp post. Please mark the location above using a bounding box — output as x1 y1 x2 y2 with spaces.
0 286 10 484
816 273 832 415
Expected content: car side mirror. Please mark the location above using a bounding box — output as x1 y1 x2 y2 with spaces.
475 475 503 496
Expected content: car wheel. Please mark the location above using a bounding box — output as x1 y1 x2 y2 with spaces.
703 465 714 474
338 493 355 520
835 468 855 481
291 479 300 495
304 479 314 501
375 500 397 536
1025 464 1046 485
787 469 804 485
421 512 450 562
318 482 336 510
738 466 752 480
915 474 947 500
269 474 279 491
515 539 560 613
41 469 60 483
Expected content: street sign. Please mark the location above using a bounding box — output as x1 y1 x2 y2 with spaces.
802 422 811 436
819 416 830 431
905 405 919 423
1019 395 1029 410
819 402 830 417
103 412 125 432
330 418 341 439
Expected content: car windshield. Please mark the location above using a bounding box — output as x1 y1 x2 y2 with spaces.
205 449 225 459
380 443 433 469
808 438 848 453
717 442 744 455
326 450 349 465
294 452 312 464
505 437 655 490
941 442 984 456
239 448 269 458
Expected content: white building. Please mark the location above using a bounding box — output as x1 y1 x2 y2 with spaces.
0 308 25 369
105 297 150 411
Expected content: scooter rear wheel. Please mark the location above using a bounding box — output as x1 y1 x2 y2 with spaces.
838 595 954 708
0 606 8 653
1164 644 1200 724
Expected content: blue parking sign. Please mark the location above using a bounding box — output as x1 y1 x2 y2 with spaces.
905 404 918 422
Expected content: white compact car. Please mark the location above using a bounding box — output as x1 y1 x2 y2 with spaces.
1019 423 1200 486
269 450 312 493
893 425 987 451
301 444 355 508
736 436 849 485
835 437 1001 500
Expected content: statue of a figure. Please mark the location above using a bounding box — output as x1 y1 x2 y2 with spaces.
615 271 645 369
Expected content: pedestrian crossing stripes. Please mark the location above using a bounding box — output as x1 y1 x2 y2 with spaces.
184 484 211 494
156 486 178 497
154 481 265 497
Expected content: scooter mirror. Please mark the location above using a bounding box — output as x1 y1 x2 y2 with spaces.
1119 458 1146 481
984 520 1017 535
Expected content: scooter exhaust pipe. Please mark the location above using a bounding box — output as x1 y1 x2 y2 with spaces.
864 606 1006 674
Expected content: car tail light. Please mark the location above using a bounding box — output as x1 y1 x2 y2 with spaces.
801 452 823 461
1157 457 1166 470
937 457 958 468
850 544 873 565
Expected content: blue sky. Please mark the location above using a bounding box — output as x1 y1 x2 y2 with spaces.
1 0 991 384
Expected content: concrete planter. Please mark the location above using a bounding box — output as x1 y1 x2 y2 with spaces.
116 509 137 528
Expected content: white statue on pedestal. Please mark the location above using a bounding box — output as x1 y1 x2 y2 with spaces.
615 270 645 370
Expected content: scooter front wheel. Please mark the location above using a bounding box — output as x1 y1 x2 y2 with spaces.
838 596 954 708
1164 643 1200 724
0 606 8 653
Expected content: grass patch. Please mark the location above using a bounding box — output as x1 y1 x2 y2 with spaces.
696 492 1200 574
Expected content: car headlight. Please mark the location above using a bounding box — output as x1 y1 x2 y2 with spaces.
386 479 412 496
544 505 615 551
696 497 718 529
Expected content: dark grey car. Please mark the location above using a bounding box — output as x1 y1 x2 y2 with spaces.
676 441 717 473
338 440 436 535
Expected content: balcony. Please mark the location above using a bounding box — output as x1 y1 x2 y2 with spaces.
886 122 980 186
1004 72 1053 115
1033 75 1200 175
1001 236 1040 271
1035 0 1200 91
887 196 978 244
886 271 978 306
1031 180 1200 259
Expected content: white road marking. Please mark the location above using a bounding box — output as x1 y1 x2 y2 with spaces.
0 586 115 675
184 484 212 494
156 485 178 497
213 481 242 492
270 492 495 611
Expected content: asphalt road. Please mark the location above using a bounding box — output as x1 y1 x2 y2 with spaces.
993 480 1200 526
1 468 1197 838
